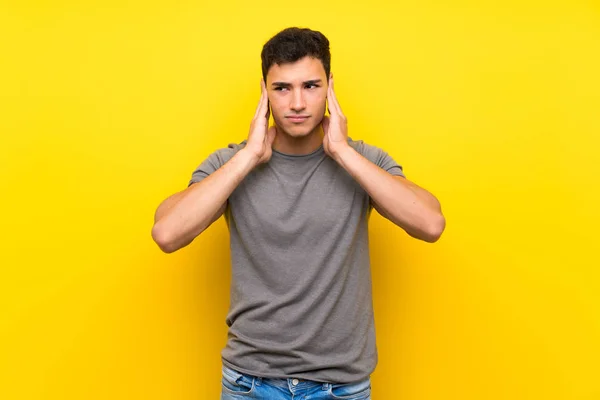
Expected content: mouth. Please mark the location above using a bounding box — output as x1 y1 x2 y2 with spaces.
285 115 310 123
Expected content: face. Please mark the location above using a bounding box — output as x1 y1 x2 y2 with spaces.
266 56 328 138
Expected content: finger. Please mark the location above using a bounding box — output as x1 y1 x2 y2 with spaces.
327 76 344 117
262 83 272 120
253 80 265 119
266 99 271 121
327 77 339 116
254 79 269 120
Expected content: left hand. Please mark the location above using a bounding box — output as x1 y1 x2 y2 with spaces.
322 74 350 159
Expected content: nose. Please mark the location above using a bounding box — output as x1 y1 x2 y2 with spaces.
290 89 306 112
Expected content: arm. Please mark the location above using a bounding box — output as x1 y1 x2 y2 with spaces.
335 148 445 242
322 74 445 243
151 79 276 253
151 149 259 253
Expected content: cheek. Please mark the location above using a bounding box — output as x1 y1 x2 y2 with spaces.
310 93 327 113
268 99 285 116
268 100 287 125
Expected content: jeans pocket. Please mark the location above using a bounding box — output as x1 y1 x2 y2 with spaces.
221 365 255 395
329 377 371 399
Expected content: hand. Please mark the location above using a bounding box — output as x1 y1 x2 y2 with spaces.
322 74 350 159
245 79 277 165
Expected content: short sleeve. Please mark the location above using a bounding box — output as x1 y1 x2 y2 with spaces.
187 141 247 187
350 139 405 178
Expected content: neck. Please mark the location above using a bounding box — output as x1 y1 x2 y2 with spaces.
272 123 325 155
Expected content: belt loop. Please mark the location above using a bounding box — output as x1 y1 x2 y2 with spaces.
322 382 329 390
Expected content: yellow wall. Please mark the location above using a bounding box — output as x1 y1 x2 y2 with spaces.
1 1 599 399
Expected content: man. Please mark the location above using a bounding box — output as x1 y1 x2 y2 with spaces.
152 27 445 400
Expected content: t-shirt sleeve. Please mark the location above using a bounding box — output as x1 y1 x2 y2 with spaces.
351 140 405 178
187 141 246 187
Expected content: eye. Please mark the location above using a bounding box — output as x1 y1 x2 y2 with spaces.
305 84 319 89
274 86 288 91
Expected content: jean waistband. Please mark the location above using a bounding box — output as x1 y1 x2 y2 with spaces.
259 376 330 390
222 364 330 390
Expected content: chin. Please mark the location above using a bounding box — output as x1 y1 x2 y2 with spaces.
287 128 312 137
282 122 319 138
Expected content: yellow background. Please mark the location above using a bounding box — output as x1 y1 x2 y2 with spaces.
1 0 599 399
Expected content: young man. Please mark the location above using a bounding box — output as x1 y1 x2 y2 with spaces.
152 27 445 400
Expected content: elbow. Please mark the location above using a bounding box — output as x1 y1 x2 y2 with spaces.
423 213 446 243
151 222 180 254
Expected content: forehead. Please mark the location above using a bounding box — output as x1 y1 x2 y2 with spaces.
266 56 327 84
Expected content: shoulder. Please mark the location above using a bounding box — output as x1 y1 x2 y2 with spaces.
210 140 248 164
205 140 247 168
347 137 386 162
188 139 249 186
347 137 405 177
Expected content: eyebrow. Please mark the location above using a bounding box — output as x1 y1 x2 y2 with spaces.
271 79 323 87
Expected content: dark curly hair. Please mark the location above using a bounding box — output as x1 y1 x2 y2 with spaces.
261 27 331 83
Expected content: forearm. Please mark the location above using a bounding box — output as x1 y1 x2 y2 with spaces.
334 146 445 242
152 149 259 252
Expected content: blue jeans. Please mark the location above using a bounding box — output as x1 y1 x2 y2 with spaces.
220 364 371 399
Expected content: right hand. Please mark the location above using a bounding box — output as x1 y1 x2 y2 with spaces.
245 79 277 165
